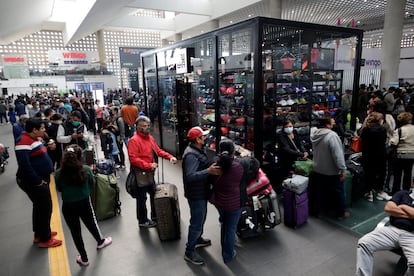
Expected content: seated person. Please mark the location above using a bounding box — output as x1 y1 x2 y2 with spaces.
356 188 414 275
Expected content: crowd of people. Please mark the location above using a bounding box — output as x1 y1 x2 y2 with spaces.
2 81 414 273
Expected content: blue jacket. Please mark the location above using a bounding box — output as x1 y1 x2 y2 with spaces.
15 132 53 186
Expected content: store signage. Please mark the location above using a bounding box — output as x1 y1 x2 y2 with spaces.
65 75 85 82
176 48 195 74
48 50 99 70
119 47 151 68
2 55 27 66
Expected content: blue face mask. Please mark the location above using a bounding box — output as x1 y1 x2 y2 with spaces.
72 121 80 127
284 127 294 134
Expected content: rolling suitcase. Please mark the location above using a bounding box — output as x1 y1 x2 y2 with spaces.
154 160 180 241
283 188 308 228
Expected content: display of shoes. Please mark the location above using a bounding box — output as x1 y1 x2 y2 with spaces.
97 237 112 250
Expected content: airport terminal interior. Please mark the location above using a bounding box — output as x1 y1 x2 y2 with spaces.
1 0 414 275
0 124 408 276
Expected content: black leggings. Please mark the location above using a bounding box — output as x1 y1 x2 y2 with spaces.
62 197 103 261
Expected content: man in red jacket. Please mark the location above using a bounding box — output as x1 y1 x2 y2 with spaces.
127 115 177 227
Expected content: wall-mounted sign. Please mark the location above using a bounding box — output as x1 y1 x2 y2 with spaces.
119 47 151 68
48 50 99 71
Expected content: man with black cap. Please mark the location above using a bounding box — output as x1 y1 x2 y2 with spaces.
182 126 222 265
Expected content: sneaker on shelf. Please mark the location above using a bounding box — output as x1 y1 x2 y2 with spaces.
38 238 62 248
195 237 211 248
97 237 112 250
376 191 392 201
139 220 157 228
184 252 205 265
76 255 90 267
33 231 58 243
364 192 373 202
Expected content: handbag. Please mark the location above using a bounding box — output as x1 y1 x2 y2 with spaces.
125 169 139 198
387 128 401 162
350 136 362 153
134 168 155 187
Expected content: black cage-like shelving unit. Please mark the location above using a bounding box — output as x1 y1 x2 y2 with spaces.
140 16 364 159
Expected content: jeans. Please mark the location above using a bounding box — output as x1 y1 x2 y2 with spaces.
218 208 241 263
136 183 156 224
356 225 414 276
185 199 207 255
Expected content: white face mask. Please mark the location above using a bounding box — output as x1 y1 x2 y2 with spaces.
284 127 294 134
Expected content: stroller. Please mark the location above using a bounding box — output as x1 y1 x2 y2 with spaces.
0 143 10 173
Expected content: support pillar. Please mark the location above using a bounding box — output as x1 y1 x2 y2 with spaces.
380 0 406 89
267 0 282 18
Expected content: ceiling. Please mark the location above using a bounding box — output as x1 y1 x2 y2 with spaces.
1 0 414 46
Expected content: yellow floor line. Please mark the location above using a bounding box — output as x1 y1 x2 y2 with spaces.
49 175 71 276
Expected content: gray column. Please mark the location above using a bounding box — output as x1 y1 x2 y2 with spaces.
161 39 170 47
96 30 106 67
267 0 282 18
174 33 182 43
380 0 406 89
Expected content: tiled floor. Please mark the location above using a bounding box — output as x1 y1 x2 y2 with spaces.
0 124 406 276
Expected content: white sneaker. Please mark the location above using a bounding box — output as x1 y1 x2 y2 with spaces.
376 191 392 201
364 192 373 202
97 237 112 250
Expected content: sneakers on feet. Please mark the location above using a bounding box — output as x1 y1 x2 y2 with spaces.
376 191 392 201
184 252 204 265
97 237 112 250
364 192 373 202
224 250 237 263
337 211 350 220
138 220 157 228
38 238 62 248
76 255 90 267
195 237 211 248
33 231 58 243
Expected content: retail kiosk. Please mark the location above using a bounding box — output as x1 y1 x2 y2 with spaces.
140 16 364 159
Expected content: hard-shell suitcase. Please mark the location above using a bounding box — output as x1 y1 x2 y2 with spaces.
93 173 121 221
154 183 181 241
283 188 308 228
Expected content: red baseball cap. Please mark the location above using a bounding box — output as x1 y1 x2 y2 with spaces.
187 126 209 141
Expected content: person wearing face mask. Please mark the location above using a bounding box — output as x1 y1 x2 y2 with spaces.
276 119 309 180
57 110 90 150
127 116 177 228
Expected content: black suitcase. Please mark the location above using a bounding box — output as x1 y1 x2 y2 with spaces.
154 183 181 241
237 205 259 238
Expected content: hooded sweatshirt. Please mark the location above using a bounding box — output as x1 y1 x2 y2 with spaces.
310 128 346 176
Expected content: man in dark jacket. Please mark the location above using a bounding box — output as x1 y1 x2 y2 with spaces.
15 118 62 248
182 126 221 265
